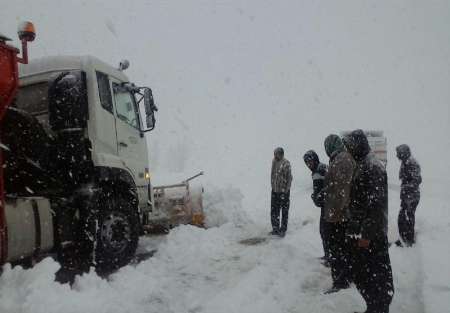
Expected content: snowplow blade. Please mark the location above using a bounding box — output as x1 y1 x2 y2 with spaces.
153 172 205 228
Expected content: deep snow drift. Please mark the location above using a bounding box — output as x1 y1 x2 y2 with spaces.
0 179 448 313
1 1 449 313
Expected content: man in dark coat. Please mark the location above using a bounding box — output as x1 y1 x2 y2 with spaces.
343 130 394 313
270 147 292 237
396 144 422 246
321 135 355 293
303 150 329 262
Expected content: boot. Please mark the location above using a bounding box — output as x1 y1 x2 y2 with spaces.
321 259 331 268
323 282 350 294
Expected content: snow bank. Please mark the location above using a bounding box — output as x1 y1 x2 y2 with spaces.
0 181 449 313
203 185 248 228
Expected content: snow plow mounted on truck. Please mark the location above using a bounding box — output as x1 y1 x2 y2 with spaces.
0 22 204 273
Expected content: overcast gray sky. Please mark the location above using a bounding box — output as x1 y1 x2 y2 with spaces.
2 1 449 194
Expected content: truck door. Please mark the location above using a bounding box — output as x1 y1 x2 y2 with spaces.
110 80 148 188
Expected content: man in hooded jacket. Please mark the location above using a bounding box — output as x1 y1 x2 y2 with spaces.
396 144 421 246
343 130 394 313
303 150 329 262
270 147 292 237
320 135 355 293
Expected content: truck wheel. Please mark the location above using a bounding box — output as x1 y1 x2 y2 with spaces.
84 188 139 273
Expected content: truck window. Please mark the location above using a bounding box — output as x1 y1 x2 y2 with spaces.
15 82 48 114
113 83 139 129
15 82 50 130
96 71 113 113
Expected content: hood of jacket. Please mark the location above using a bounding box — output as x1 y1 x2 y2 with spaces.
396 144 411 161
324 134 344 158
303 150 319 170
343 129 371 161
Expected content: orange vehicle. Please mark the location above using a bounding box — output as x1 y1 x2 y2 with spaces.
0 22 36 264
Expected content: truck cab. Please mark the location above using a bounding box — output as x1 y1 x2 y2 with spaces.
2 55 158 271
16 56 155 210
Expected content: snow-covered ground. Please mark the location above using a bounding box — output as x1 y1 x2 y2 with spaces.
0 176 448 313
1 1 449 312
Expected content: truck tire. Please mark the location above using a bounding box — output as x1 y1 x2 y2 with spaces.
83 188 139 273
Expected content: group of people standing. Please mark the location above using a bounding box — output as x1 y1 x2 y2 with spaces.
270 129 422 313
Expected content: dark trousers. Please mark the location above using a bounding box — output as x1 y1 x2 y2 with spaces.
349 236 394 313
319 209 330 259
271 191 290 233
327 222 351 286
398 193 420 246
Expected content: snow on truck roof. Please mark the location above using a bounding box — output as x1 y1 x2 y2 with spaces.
19 55 129 82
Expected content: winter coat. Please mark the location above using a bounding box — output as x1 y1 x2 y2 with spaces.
303 150 328 207
312 163 327 208
397 145 422 199
322 150 355 223
271 158 292 193
344 130 388 241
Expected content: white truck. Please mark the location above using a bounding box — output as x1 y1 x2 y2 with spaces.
1 45 204 273
3 54 159 272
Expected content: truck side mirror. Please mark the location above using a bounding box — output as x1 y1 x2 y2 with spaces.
143 88 157 131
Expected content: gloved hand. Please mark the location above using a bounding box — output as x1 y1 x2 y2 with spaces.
358 238 370 248
312 192 325 208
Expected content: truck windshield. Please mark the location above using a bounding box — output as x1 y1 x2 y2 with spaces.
15 82 48 114
15 82 50 130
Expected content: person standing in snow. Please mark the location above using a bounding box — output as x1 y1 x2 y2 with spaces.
396 144 422 247
343 130 394 313
270 147 292 237
303 150 330 263
320 135 355 293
